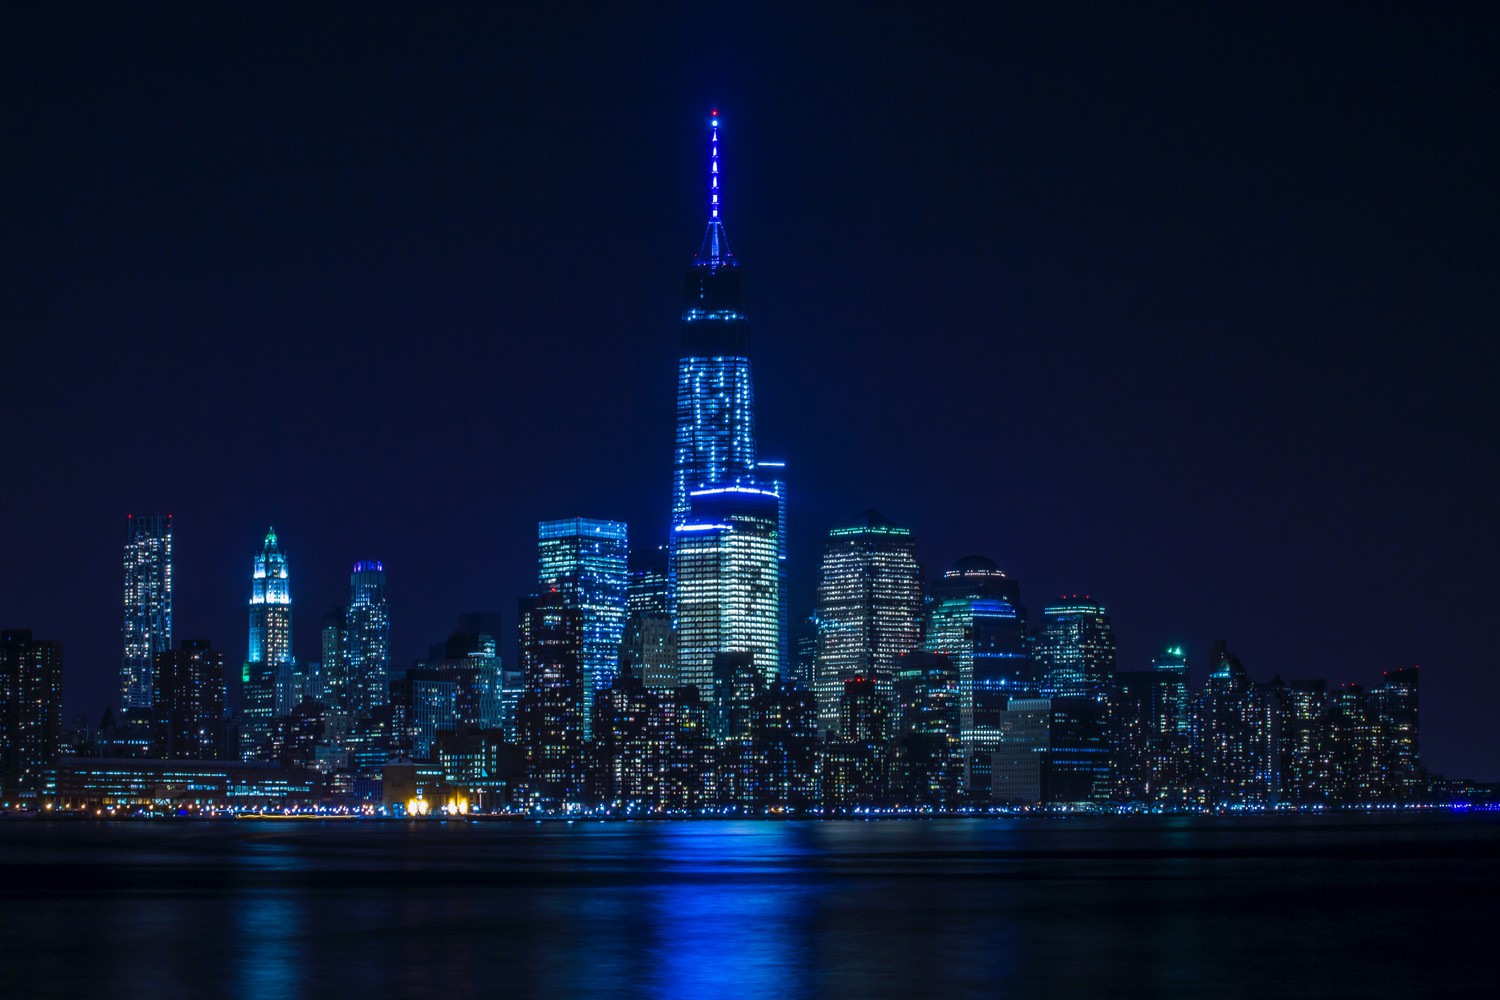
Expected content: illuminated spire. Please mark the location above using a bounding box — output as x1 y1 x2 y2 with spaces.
696 108 735 268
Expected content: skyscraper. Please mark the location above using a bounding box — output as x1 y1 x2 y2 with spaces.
241 528 293 760
1035 596 1116 699
247 528 292 666
1152 645 1189 737
538 518 628 737
121 513 172 712
0 630 63 805
321 608 349 712
345 561 391 718
671 110 757 537
153 639 226 760
923 556 1034 748
812 509 923 734
517 591 585 808
673 484 782 708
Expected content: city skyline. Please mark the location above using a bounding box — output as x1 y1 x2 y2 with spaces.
2 7 1496 781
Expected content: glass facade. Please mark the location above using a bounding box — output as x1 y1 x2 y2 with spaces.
537 518 628 738
346 561 391 718
1035 597 1116 699
923 557 1034 757
813 509 923 734
121 513 172 711
673 485 782 703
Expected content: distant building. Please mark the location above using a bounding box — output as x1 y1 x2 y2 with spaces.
1 630 63 805
153 639 226 761
241 529 294 760
538 518 628 737
121 513 172 712
517 591 585 808
812 510 922 734
54 757 318 810
991 696 1111 805
402 627 507 758
1035 597 1116 699
748 681 819 811
622 612 678 691
890 652 963 808
674 484 782 703
627 545 670 620
923 556 1034 772
345 562 390 717
320 608 348 711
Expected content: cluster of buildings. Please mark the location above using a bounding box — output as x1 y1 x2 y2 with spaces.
0 112 1479 815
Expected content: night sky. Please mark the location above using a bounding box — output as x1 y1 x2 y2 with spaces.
4 6 1496 778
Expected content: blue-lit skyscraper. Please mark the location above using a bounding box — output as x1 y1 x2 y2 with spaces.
345 561 390 718
538 518 628 738
121 513 172 712
672 110 757 525
247 527 292 666
671 110 764 610
674 485 782 720
924 556 1035 756
241 528 294 760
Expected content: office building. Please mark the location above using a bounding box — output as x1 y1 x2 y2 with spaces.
812 509 922 733
517 591 585 808
153 639 226 761
923 556 1034 753
538 518 628 737
121 513 172 712
0 630 63 805
345 561 390 718
673 484 782 708
1035 596 1116 699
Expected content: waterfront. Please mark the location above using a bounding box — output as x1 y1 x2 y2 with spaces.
2 814 1494 998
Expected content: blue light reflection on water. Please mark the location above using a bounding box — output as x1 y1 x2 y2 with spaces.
0 815 1496 998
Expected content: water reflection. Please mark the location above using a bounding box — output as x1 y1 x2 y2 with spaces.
647 824 813 997
0 816 1495 998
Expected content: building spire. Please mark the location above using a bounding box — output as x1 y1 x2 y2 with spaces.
696 108 735 268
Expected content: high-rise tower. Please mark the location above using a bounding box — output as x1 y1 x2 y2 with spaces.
671 110 758 566
241 528 294 760
537 518 628 737
1035 597 1116 700
121 514 173 712
812 510 923 734
346 561 391 717
674 484 782 710
247 528 292 666
1 630 63 805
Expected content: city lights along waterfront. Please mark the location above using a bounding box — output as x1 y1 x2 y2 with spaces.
1 110 1491 820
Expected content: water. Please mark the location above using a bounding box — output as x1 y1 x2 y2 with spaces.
1 814 1494 998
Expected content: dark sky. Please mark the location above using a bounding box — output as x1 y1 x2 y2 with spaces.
4 5 1497 778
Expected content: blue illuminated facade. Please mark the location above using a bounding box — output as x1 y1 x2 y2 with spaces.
924 557 1035 762
241 528 294 761
674 484 782 723
671 111 761 603
538 518 628 738
246 527 292 666
345 561 390 718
